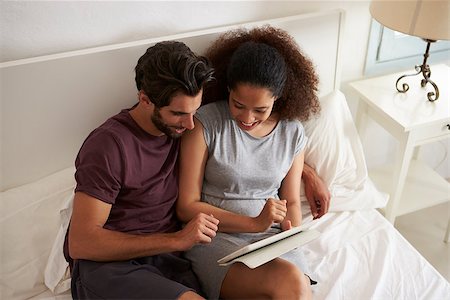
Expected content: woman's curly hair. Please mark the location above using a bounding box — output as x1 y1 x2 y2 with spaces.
203 25 320 121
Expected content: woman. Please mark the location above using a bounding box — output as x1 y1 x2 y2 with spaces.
177 26 320 299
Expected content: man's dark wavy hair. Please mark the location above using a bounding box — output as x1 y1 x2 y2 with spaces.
135 41 214 108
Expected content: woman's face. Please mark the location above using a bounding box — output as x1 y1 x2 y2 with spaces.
228 83 276 133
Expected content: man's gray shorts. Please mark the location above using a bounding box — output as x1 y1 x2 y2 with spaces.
71 253 202 299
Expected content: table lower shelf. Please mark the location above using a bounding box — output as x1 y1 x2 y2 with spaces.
369 159 450 217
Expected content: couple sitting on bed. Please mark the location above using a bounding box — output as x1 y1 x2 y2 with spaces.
65 26 330 300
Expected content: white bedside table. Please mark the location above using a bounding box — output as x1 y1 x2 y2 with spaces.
349 64 450 225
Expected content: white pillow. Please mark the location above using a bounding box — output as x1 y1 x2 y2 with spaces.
301 90 388 211
0 167 75 300
44 192 73 294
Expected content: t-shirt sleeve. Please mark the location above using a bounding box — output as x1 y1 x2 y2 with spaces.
74 129 122 204
195 102 223 149
294 121 308 156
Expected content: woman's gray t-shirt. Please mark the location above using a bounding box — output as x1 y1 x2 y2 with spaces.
196 100 307 217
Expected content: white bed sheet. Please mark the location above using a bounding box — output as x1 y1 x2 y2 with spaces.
31 208 449 300
300 207 450 300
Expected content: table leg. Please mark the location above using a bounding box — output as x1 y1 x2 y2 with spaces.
445 217 450 243
355 99 368 138
412 146 421 160
384 133 415 224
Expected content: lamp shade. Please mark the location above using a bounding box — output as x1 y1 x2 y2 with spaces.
370 0 450 41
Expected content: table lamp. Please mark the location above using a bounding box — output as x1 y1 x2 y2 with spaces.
370 0 450 101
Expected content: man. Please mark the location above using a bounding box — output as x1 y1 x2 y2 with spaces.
65 41 218 299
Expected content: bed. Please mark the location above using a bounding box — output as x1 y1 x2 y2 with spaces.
1 9 449 300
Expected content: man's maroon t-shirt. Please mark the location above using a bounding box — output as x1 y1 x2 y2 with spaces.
74 109 180 234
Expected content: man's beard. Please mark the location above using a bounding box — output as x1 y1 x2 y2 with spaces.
151 108 184 139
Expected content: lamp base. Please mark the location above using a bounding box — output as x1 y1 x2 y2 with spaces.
395 39 440 102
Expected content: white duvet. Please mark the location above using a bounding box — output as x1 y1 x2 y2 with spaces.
301 208 450 300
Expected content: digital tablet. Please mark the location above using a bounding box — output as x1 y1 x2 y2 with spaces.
217 225 320 267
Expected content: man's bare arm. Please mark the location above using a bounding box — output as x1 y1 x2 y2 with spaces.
69 192 219 261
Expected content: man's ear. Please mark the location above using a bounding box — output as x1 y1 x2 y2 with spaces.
138 90 152 106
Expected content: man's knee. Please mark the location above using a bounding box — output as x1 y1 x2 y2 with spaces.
178 290 204 300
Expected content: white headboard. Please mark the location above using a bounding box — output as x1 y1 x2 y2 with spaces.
0 9 344 191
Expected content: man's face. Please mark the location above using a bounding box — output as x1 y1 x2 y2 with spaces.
151 91 203 138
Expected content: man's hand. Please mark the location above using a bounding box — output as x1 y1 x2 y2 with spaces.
302 164 331 219
176 213 219 250
254 199 287 232
304 174 330 219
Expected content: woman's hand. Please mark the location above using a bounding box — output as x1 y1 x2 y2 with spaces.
281 219 292 231
253 198 287 232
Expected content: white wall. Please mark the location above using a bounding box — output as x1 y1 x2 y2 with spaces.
1 0 448 178
0 0 371 83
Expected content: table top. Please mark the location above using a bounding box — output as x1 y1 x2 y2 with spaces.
349 64 450 131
